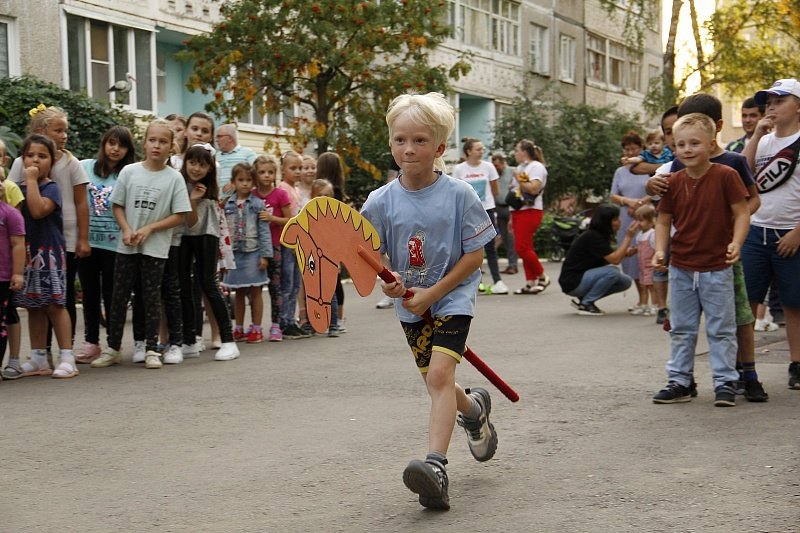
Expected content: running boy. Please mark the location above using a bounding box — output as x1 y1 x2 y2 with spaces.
652 113 750 407
360 92 499 511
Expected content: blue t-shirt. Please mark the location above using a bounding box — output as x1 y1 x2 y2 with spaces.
81 159 121 252
670 150 755 189
360 173 496 322
641 147 674 164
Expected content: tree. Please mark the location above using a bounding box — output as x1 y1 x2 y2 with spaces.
179 0 469 180
0 76 143 160
696 0 800 98
492 87 642 207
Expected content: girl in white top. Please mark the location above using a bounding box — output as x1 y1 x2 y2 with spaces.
452 138 507 295
510 139 549 294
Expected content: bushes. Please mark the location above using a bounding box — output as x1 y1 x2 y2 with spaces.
493 85 642 208
0 76 143 159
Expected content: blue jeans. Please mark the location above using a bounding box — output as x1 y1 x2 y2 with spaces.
280 249 301 327
666 266 738 389
567 265 632 305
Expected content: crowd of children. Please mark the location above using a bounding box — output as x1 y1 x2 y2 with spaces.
0 106 351 381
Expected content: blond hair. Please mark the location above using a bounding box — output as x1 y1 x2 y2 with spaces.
311 178 334 198
672 113 716 140
386 92 454 172
253 154 278 171
635 203 656 223
28 105 68 134
645 128 664 144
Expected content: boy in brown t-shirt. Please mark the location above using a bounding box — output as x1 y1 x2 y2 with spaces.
651 113 751 407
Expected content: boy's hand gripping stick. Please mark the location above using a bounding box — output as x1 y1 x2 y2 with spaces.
358 247 520 403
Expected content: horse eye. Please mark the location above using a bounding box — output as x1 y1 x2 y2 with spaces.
308 253 315 274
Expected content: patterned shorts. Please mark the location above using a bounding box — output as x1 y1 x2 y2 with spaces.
733 260 754 326
400 315 471 373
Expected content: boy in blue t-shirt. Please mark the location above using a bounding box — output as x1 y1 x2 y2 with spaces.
360 92 498 511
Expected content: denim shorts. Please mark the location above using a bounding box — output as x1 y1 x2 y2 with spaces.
742 225 800 308
401 315 471 373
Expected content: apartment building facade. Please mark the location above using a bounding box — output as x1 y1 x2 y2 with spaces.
1 0 662 153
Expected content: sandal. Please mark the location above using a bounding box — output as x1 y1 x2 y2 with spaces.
514 285 538 295
501 266 518 275
52 360 79 379
20 359 53 377
2 364 23 380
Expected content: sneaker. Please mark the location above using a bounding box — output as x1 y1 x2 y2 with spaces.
132 340 146 363
327 325 340 337
196 336 207 352
629 305 645 315
577 302 604 316
337 318 347 334
75 342 102 364
246 329 264 344
300 322 316 336
268 323 283 342
656 308 669 325
214 342 240 361
688 380 698 398
653 381 692 404
375 295 393 309
457 387 498 462
163 345 183 364
788 362 800 390
754 319 779 332
490 280 509 295
90 347 122 368
182 342 201 359
478 282 488 293
144 351 163 369
713 382 737 407
233 329 248 342
283 323 309 340
743 380 769 402
402 459 450 511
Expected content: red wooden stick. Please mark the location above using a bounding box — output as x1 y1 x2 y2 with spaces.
358 247 520 402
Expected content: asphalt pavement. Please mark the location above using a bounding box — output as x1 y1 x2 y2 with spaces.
1 261 798 532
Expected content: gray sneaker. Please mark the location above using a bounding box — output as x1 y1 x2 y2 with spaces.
402 458 450 511
457 387 498 462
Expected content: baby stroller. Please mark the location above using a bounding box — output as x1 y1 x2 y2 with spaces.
547 209 592 262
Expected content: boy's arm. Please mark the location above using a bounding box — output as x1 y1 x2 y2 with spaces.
630 161 660 175
401 248 484 317
745 184 760 215
727 200 750 264
742 116 771 171
652 212 672 270
73 183 91 257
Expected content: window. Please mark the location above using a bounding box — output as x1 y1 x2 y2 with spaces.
559 34 575 82
586 33 642 91
239 93 296 131
628 53 641 92
0 17 19 78
529 24 548 75
587 34 605 82
449 0 520 56
66 14 153 111
609 41 626 87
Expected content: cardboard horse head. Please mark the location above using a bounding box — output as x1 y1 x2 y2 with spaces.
280 198 381 333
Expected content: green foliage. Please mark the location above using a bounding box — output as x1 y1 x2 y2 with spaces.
0 76 143 160
180 0 470 178
492 88 642 207
702 0 800 98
